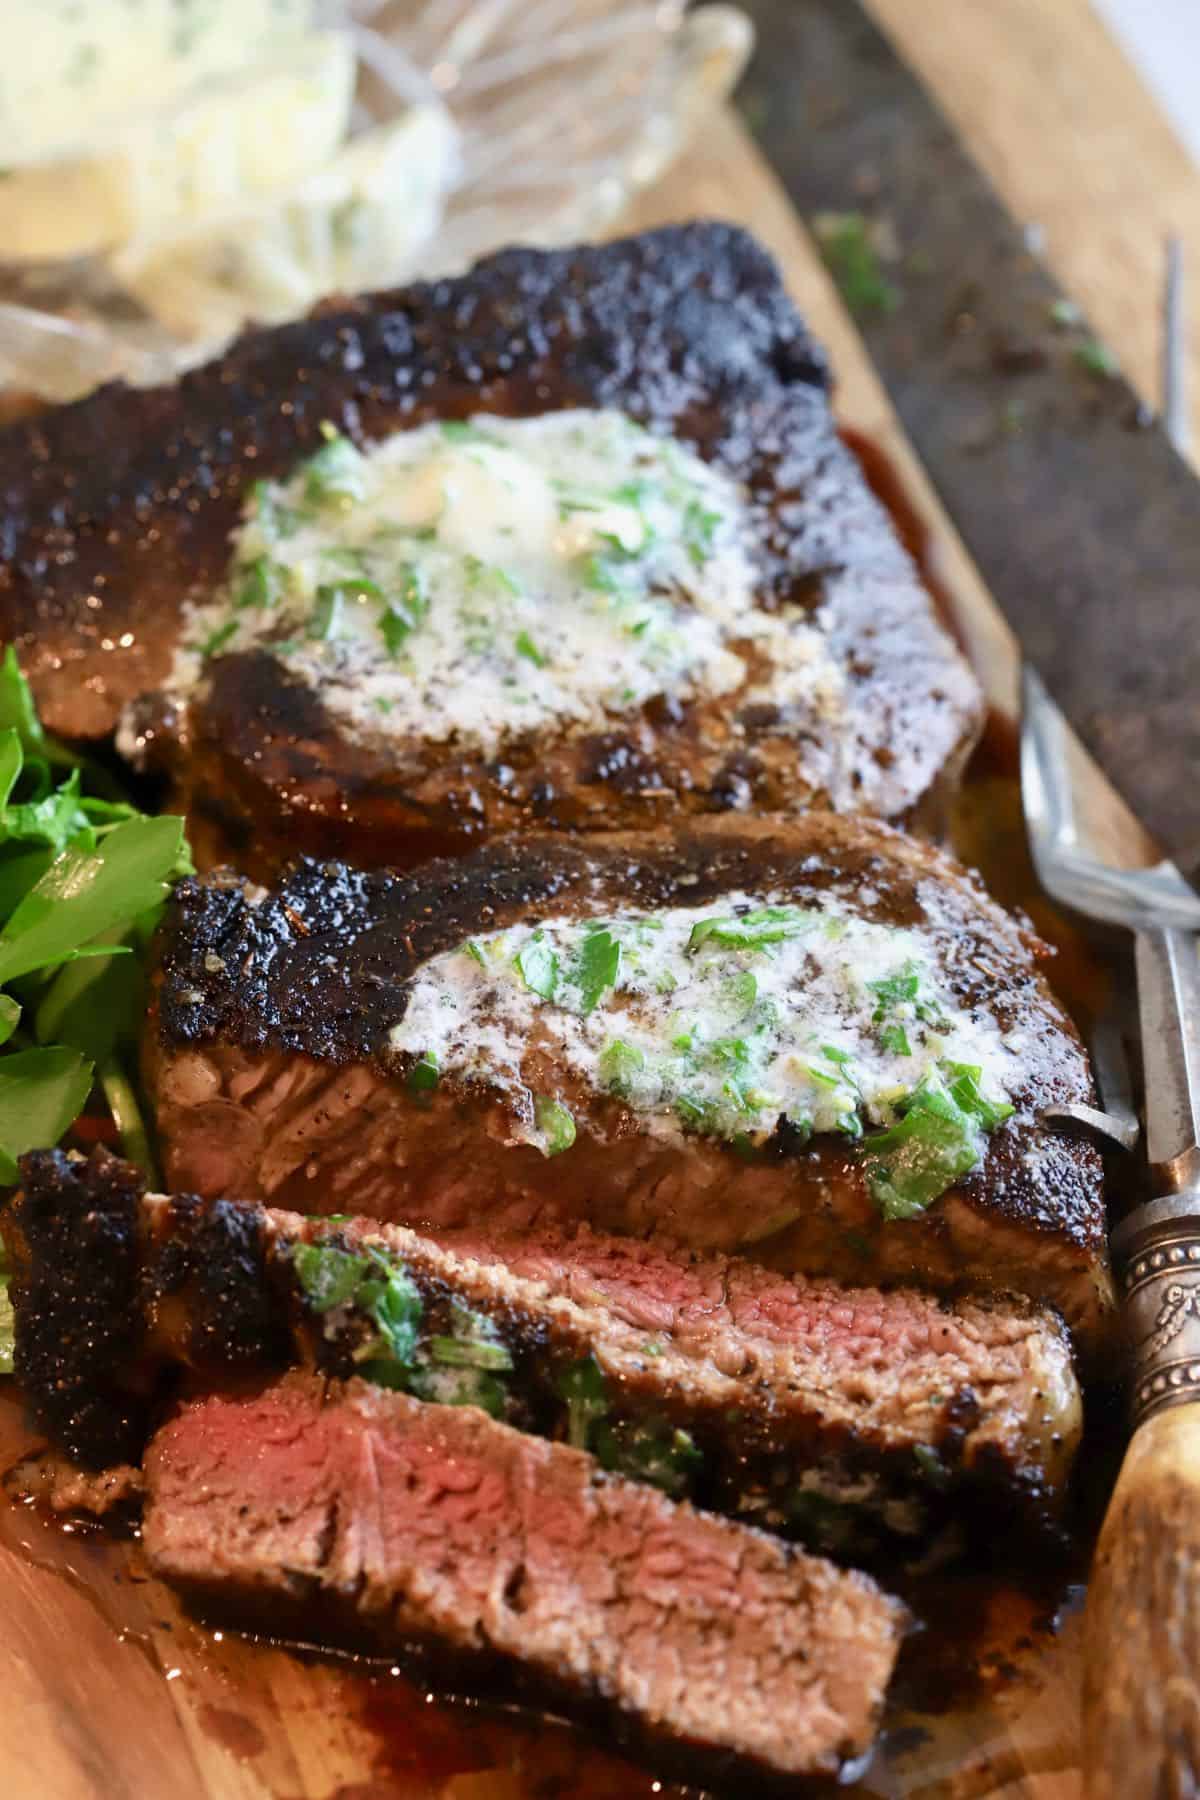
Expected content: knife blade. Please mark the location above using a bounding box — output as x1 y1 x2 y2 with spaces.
736 0 1200 883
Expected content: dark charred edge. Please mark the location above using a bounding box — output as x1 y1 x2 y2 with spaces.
2 1148 1069 1565
150 814 1105 1263
0 220 981 854
0 222 829 733
155 814 1066 1073
156 1552 881 1799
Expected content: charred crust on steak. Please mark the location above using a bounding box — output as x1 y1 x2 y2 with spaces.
2 1148 1081 1568
147 816 1113 1354
0 223 980 863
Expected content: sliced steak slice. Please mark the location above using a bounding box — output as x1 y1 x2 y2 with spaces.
0 223 980 871
4 1148 1082 1562
143 1372 907 1790
149 815 1114 1358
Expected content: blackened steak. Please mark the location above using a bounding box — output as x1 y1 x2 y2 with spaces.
148 815 1114 1357
0 223 980 870
4 1149 1082 1559
142 1373 907 1790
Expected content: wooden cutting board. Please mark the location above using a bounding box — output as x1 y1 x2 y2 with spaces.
0 3 1188 1793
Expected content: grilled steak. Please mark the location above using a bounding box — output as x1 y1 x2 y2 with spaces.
143 1372 907 1790
149 815 1114 1357
0 223 980 871
4 1148 1082 1560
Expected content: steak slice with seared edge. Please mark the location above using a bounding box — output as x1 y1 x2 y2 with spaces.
3 1148 1082 1562
148 815 1114 1359
142 1372 907 1792
0 223 980 872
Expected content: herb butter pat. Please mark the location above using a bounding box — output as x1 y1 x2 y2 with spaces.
171 409 844 756
388 893 1019 1213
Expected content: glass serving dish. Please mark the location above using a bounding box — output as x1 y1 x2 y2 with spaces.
0 1 752 402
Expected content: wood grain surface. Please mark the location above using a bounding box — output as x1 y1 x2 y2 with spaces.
869 0 1200 462
2 3 1194 1794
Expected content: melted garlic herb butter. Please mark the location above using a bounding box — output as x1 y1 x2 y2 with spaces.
171 409 843 755
388 894 1021 1213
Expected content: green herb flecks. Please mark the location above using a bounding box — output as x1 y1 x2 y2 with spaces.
380 562 430 656
234 555 290 612
556 1355 609 1449
199 618 239 659
303 423 365 507
812 212 900 316
1074 338 1119 380
515 630 547 668
862 1065 1011 1221
687 905 817 955
553 1357 701 1498
515 931 559 1001
571 926 621 1013
598 1037 646 1097
534 1094 576 1156
682 498 722 568
592 1416 703 1500
292 1240 423 1387
407 1051 440 1093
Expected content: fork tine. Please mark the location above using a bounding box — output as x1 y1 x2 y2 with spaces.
1020 664 1200 932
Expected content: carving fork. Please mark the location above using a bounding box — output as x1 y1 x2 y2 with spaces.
1021 665 1200 1799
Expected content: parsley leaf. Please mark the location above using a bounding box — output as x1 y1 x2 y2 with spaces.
863 1071 988 1221
515 932 559 1000
687 906 817 954
572 926 621 1012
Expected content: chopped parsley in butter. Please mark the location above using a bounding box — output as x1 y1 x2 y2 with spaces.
387 894 1018 1213
169 409 843 756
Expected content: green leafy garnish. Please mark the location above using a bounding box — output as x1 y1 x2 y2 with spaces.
234 555 289 611
598 1037 646 1096
534 1094 576 1156
556 1355 609 1449
303 424 364 506
0 815 187 987
293 1242 371 1311
592 1417 703 1499
515 630 547 668
1074 339 1119 380
308 586 346 641
942 1061 1015 1130
862 1065 1010 1221
687 906 816 954
572 926 621 1012
515 932 559 1001
0 657 190 1205
430 1306 514 1372
292 1240 424 1386
812 211 900 316
441 420 485 444
682 498 721 568
379 562 430 657
407 1051 440 1093
199 618 239 659
0 1048 94 1185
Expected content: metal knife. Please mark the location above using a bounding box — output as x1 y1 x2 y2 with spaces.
736 0 1200 884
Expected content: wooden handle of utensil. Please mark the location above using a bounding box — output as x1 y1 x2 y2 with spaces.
1083 1403 1200 1799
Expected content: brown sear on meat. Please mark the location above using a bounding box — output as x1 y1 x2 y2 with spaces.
142 1372 908 1791
3 1148 1082 1561
0 223 981 872
147 815 1114 1360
